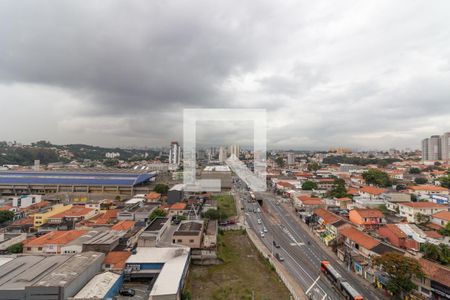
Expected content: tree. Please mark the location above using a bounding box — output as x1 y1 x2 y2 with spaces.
7 242 23 254
409 167 421 174
203 209 224 220
362 169 392 187
0 211 14 224
436 175 450 189
148 208 167 221
415 212 430 224
439 222 450 237
373 252 423 298
275 157 285 168
154 184 169 195
307 162 321 172
302 181 317 190
421 243 450 265
414 177 428 184
327 178 348 198
103 159 119 167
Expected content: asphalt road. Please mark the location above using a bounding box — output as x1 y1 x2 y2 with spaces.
234 182 384 300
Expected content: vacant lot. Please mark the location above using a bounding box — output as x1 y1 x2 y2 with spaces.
214 194 237 218
184 231 290 300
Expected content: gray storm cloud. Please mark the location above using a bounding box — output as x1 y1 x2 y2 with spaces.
1 0 450 149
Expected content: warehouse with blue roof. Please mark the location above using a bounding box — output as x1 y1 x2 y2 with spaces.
0 170 157 195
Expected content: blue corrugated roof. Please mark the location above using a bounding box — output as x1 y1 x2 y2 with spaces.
0 171 156 186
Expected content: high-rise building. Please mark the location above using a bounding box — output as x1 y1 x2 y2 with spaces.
429 135 441 161
421 132 450 161
218 146 226 163
169 141 181 169
229 144 240 158
287 153 295 165
422 138 429 161
441 132 450 161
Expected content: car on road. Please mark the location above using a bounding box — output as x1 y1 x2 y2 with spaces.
119 288 136 296
273 240 280 248
257 219 262 224
275 253 284 262
256 208 261 213
260 231 265 238
263 227 268 233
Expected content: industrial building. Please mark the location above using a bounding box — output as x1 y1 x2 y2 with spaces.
124 247 190 300
69 272 123 300
0 251 104 300
0 170 156 196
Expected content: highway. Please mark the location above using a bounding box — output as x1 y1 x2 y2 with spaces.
233 180 384 300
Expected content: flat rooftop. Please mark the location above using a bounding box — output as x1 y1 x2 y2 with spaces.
73 272 121 299
33 251 104 288
0 255 71 290
0 171 156 186
145 217 169 232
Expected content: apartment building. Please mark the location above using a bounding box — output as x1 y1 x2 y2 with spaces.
33 204 73 227
398 202 448 223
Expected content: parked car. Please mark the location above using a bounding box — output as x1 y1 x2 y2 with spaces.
119 288 136 296
275 253 284 262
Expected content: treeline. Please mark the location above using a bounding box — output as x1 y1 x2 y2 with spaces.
322 155 401 166
0 147 60 165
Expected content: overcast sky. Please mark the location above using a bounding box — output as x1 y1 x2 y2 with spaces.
1 1 450 150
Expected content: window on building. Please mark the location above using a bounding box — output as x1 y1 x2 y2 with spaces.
177 239 182 242
27 247 31 251
38 247 42 251
189 239 194 243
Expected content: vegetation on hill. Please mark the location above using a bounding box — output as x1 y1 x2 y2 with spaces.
322 155 401 166
362 169 392 187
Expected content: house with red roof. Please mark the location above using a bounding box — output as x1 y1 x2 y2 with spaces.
414 258 450 299
431 210 450 228
103 251 132 271
378 224 419 251
295 195 325 212
46 206 97 225
349 209 385 230
354 186 388 208
408 185 449 198
23 230 87 254
398 202 448 223
313 208 350 245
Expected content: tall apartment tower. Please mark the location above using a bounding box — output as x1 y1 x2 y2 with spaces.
422 138 429 161
218 146 226 163
428 135 441 161
441 132 450 161
229 144 240 158
169 141 181 169
287 153 295 165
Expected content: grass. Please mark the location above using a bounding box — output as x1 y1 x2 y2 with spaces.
184 231 291 300
214 194 237 218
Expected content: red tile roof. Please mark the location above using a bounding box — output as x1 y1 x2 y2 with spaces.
10 217 34 226
24 230 87 246
409 185 449 192
145 192 161 200
339 226 380 249
401 202 447 209
346 188 360 195
351 209 384 218
379 224 407 238
432 210 450 221
419 258 450 287
50 207 94 219
93 209 119 225
359 186 387 195
170 202 187 210
424 230 443 239
277 181 295 188
111 220 135 231
104 251 131 269
336 197 352 202
313 208 341 224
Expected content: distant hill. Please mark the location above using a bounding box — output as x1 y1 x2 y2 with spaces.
0 140 161 166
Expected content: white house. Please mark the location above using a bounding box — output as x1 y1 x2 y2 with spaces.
398 202 448 223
